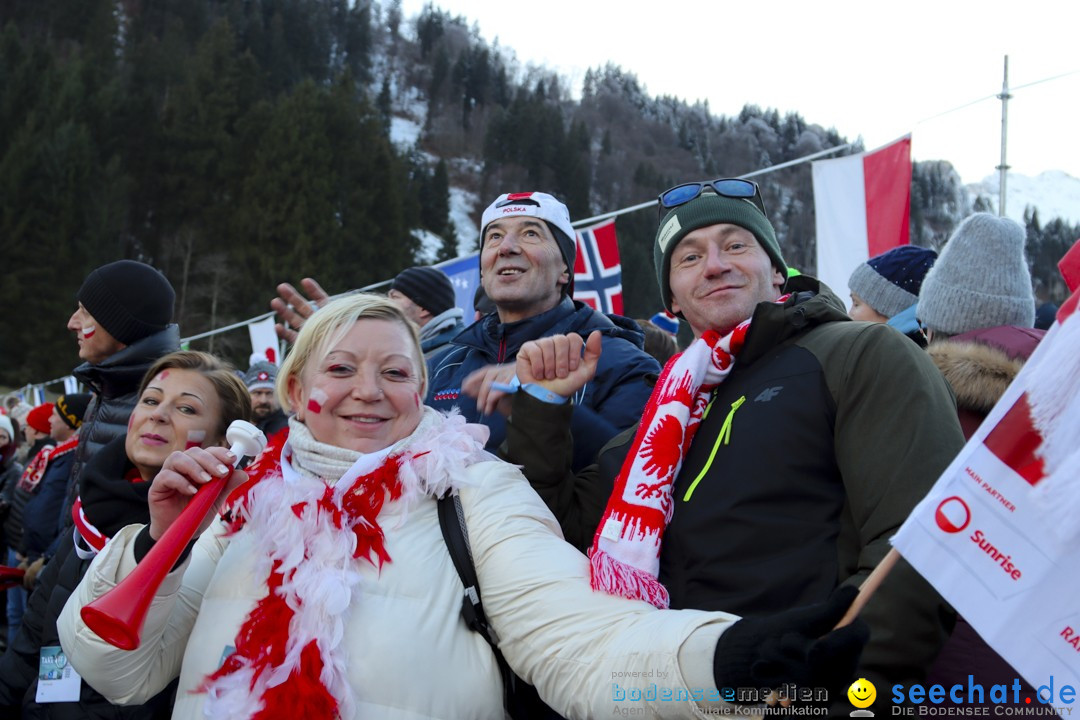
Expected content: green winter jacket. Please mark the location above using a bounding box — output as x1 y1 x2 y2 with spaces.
502 276 966 708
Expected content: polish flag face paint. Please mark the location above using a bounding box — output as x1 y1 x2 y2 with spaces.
82 325 96 339
158 370 169 381
414 392 420 409
185 430 207 450
307 388 328 415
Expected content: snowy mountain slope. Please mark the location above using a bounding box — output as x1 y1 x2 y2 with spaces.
968 170 1080 226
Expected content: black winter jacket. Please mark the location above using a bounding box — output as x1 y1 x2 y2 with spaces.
0 436 174 719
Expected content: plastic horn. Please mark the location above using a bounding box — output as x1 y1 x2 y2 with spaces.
0 565 25 592
80 420 267 650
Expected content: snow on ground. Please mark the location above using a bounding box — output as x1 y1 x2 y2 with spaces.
449 186 479 256
413 228 444 264
408 187 478 264
389 80 428 151
390 115 422 149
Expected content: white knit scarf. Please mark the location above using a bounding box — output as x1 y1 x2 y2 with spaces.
285 416 366 481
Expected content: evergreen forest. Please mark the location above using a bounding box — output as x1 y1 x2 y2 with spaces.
1 0 1074 388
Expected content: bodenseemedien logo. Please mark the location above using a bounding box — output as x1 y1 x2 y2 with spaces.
848 678 876 717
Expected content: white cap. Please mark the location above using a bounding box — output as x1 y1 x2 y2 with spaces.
480 192 576 248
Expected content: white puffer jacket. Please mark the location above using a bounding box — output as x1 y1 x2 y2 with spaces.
58 414 736 720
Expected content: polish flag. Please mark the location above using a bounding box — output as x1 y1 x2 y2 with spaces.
811 136 912 300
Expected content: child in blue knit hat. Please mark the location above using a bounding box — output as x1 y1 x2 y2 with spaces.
848 245 937 345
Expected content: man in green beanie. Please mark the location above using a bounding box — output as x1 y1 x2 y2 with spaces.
498 181 967 714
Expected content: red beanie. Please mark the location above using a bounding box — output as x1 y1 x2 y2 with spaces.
26 403 54 434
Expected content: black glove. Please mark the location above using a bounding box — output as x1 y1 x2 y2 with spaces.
713 585 869 697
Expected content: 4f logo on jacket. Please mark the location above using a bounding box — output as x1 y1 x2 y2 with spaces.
755 387 783 403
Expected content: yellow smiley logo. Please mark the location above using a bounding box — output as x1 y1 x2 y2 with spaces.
847 678 876 709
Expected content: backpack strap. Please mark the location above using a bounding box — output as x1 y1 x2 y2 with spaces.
437 493 567 720
437 493 515 687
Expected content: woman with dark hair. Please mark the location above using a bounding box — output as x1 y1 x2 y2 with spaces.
0 352 251 719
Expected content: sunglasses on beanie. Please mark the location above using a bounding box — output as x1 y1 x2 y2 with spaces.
656 178 768 220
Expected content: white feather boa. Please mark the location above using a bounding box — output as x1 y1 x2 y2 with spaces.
201 408 492 719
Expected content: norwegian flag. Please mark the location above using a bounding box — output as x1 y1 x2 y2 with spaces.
573 219 623 315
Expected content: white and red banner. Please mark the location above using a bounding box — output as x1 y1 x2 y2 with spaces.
811 136 912 299
573 219 623 315
247 316 279 366
892 241 1080 702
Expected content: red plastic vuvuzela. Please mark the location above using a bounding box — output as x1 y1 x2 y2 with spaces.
0 565 25 592
80 421 266 650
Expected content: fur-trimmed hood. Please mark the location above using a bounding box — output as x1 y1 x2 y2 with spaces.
927 325 1045 417
928 340 1026 415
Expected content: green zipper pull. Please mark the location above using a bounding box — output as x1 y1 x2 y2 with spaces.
717 395 746 446
682 395 746 502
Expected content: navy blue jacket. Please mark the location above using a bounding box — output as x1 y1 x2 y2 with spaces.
426 297 659 471
21 451 75 561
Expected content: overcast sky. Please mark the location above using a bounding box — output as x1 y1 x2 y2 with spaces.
399 0 1080 186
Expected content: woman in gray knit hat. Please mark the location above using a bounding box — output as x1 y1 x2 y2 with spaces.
919 212 1043 709
916 213 1035 341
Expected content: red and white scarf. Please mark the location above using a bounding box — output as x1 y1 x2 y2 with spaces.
18 434 78 492
201 408 490 720
589 297 787 608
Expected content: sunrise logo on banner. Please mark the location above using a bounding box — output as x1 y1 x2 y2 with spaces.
573 219 623 315
811 136 912 298
892 239 1080 695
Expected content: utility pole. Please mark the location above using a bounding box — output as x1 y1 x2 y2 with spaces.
997 56 1011 217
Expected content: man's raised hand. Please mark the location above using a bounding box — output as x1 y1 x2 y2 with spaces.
270 278 330 343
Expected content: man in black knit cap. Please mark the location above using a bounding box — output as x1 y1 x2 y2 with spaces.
387 265 466 358
60 259 179 528
0 264 178 716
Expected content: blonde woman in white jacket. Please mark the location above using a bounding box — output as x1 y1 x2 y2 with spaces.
59 293 866 720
